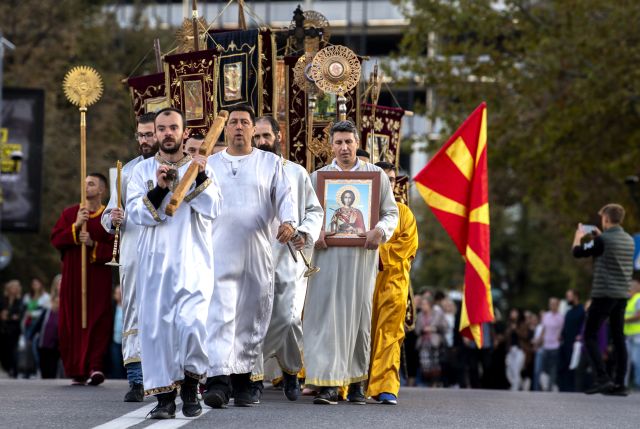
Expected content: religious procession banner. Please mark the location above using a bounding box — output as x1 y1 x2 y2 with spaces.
414 102 494 348
164 49 220 133
127 72 168 119
361 103 404 167
206 29 277 117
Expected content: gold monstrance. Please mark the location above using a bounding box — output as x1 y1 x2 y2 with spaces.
63 66 103 329
309 45 361 122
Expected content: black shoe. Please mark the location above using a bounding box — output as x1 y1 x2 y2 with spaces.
585 380 615 395
147 390 177 419
603 384 630 397
347 382 366 404
124 383 144 402
249 380 263 404
231 373 254 407
180 377 202 417
313 387 339 405
203 376 230 409
282 372 300 401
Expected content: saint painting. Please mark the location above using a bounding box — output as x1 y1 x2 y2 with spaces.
223 62 243 101
183 79 204 121
330 188 366 235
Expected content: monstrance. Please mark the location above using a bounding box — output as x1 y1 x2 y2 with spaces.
62 65 103 329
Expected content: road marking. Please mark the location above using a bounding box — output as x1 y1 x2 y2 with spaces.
91 398 209 429
145 408 211 428
91 402 157 429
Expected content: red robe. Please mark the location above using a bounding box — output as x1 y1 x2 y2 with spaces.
50 204 114 379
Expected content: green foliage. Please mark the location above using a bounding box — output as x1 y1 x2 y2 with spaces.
0 0 174 287
397 0 640 308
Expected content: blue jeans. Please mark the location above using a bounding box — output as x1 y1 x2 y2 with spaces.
540 348 560 391
628 337 640 388
532 349 543 391
125 361 143 385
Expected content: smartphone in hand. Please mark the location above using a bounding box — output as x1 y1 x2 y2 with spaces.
580 224 598 234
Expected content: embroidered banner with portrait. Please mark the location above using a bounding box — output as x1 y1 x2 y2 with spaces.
127 72 168 119
206 29 277 117
361 104 405 167
164 49 219 133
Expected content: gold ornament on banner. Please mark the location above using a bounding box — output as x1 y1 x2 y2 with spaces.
293 55 315 91
62 65 103 330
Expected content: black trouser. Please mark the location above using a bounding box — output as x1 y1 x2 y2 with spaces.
584 297 627 385
38 347 60 379
205 374 251 399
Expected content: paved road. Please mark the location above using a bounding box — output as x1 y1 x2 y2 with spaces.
0 379 637 428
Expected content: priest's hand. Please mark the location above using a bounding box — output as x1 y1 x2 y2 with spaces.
292 233 306 251
156 165 171 189
75 207 89 228
110 207 124 227
277 222 295 243
362 227 384 250
192 154 207 173
314 231 328 250
78 231 94 247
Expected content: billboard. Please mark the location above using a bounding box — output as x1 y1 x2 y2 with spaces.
1 87 44 232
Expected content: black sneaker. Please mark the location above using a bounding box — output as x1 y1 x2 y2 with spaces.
347 382 366 404
282 372 300 401
603 384 630 397
124 383 144 402
249 379 264 404
180 378 202 417
147 390 177 419
203 377 230 409
585 380 615 395
313 387 339 405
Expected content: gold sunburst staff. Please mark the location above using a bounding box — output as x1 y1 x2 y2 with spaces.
62 66 103 329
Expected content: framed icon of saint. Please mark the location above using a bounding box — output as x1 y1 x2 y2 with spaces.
316 171 381 247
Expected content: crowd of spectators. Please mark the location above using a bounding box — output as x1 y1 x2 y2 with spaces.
403 285 640 393
0 276 125 380
2 275 638 393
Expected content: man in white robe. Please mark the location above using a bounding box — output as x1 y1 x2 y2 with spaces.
204 105 297 408
101 112 158 402
304 120 398 405
127 108 222 419
249 116 323 402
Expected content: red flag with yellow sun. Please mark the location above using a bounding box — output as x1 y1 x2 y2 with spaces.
414 102 494 348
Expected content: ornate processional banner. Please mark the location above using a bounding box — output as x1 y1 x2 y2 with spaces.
127 72 168 119
206 29 277 117
164 49 220 133
361 103 404 167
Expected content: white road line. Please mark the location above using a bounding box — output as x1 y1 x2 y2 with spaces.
91 402 157 429
145 408 211 429
92 398 212 429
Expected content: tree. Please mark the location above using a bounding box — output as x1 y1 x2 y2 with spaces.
397 0 639 306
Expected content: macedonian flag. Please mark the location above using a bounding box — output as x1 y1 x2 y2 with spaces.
414 102 494 348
